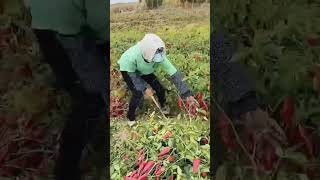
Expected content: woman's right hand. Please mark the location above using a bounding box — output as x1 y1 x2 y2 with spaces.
144 88 154 99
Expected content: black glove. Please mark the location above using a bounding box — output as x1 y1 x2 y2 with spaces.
170 71 192 99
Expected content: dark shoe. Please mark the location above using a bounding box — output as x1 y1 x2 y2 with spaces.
54 164 81 180
54 151 82 180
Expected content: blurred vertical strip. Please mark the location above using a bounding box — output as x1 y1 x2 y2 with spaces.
106 0 111 179
210 1 222 178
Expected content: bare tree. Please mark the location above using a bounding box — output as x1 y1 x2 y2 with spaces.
145 0 163 9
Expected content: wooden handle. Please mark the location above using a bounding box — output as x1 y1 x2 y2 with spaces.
151 95 167 120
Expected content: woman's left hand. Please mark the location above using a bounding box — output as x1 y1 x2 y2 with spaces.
186 96 199 106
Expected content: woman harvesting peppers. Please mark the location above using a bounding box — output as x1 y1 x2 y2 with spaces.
118 33 197 126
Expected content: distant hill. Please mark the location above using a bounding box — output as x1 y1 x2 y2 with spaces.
111 0 139 5
110 1 139 14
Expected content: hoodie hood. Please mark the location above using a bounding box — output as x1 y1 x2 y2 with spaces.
138 33 166 62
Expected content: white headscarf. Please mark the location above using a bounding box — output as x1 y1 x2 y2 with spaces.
138 33 166 62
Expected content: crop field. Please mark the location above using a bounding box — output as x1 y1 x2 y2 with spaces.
110 3 211 180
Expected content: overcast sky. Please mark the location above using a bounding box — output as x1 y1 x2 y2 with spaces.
110 0 138 5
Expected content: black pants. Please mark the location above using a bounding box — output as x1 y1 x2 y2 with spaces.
121 72 165 121
34 29 108 179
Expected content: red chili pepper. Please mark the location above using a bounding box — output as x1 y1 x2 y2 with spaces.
298 125 314 158
167 156 175 163
139 150 144 156
186 101 190 109
264 145 277 171
155 164 161 171
258 138 278 171
162 131 173 141
201 172 208 177
190 105 197 116
132 174 139 180
195 93 209 111
133 174 139 178
192 159 201 173
199 101 208 111
178 98 183 109
195 93 203 102
217 113 238 150
138 174 148 180
138 161 147 175
155 166 165 176
130 170 138 178
158 147 171 157
280 97 295 128
196 93 202 99
287 126 307 147
154 164 162 176
140 161 155 175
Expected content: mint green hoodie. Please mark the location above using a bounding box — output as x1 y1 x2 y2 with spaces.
24 0 108 41
117 44 177 76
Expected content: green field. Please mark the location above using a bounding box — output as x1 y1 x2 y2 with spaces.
110 4 211 179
